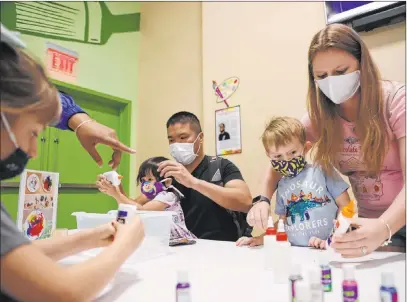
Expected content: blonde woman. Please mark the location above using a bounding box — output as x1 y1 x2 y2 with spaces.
248 24 405 257
1 30 144 301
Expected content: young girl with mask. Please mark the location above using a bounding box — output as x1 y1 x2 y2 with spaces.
97 156 196 244
237 117 351 248
248 24 405 257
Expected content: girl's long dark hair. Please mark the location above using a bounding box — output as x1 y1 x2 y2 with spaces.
137 156 183 200
136 156 168 185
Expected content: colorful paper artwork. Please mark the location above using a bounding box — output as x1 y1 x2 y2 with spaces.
212 77 240 107
17 170 59 240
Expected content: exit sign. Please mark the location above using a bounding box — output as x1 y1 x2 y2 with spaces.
45 42 78 83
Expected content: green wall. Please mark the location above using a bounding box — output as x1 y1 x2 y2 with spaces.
1 2 140 197
1 2 141 228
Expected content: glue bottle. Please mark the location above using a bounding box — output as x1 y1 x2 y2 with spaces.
319 257 332 293
295 280 311 302
326 200 356 249
380 272 398 302
116 204 137 224
289 263 303 302
308 266 324 302
264 216 277 270
103 171 123 186
342 264 359 302
273 219 291 284
176 271 191 302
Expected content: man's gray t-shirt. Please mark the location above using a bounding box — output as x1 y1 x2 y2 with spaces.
275 164 349 247
1 202 30 301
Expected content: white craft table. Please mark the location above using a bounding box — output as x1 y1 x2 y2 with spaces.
60 238 405 302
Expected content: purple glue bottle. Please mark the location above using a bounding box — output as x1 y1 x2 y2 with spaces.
380 272 398 302
289 263 303 302
176 271 191 302
342 264 359 302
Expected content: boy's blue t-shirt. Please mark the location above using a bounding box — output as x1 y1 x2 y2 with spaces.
275 164 349 247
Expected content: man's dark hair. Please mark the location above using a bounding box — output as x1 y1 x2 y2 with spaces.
166 111 202 133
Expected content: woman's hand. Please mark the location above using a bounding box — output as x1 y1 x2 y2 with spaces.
330 217 388 258
89 222 117 248
113 215 145 251
308 237 326 249
70 113 136 169
96 175 120 198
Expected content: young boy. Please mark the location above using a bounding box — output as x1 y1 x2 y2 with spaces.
237 117 351 249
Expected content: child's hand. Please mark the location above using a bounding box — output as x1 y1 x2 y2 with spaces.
236 236 264 247
308 237 326 249
96 174 120 198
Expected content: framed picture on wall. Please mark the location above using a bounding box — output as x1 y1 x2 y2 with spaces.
215 105 242 156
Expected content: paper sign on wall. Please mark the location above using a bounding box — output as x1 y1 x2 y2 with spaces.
46 42 79 83
215 105 242 156
17 170 59 241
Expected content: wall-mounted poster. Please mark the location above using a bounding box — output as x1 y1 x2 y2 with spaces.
215 105 242 156
17 170 59 241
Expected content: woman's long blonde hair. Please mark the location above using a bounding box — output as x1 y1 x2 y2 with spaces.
0 43 60 124
307 24 388 175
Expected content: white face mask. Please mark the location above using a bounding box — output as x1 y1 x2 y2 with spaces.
169 133 202 165
316 70 360 105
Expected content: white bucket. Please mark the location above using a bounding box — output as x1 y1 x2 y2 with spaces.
72 210 174 263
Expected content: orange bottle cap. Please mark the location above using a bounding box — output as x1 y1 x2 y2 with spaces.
342 200 356 218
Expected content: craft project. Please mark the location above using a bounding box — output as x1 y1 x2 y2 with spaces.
17 170 59 240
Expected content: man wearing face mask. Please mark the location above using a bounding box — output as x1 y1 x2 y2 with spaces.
157 112 252 241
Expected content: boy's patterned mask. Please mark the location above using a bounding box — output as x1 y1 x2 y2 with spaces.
270 155 306 178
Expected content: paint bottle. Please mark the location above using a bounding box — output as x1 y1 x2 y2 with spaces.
176 271 191 302
319 257 332 292
289 263 303 302
264 216 277 271
380 272 398 302
295 280 311 302
273 219 291 284
276 218 288 241
308 266 324 302
326 200 356 250
265 216 277 236
342 264 359 302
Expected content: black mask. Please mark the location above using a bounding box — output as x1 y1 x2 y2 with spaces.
0 148 30 181
0 112 30 180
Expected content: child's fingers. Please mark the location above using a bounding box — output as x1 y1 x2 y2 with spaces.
313 238 322 249
308 237 317 247
319 239 326 249
236 237 248 246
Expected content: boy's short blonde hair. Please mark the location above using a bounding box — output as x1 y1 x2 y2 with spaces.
262 117 306 151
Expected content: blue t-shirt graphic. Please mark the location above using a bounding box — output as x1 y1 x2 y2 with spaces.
275 164 349 247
